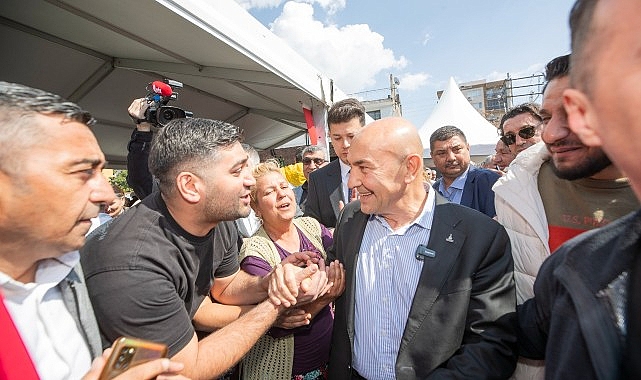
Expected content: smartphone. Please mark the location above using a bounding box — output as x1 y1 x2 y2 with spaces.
98 337 168 380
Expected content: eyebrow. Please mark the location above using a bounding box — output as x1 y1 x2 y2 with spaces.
69 158 103 167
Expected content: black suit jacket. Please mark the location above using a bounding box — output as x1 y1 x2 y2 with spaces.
327 194 517 379
433 166 500 218
304 159 344 228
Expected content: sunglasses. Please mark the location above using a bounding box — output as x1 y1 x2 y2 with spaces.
302 157 326 166
501 125 537 146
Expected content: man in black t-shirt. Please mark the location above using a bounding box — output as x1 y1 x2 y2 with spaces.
82 115 329 379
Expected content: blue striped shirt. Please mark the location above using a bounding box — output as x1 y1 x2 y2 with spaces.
437 165 469 204
352 188 435 379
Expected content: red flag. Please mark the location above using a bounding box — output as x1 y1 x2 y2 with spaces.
303 107 318 145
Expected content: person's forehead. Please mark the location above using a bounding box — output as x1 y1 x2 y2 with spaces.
503 113 538 131
31 115 103 162
304 151 324 158
434 135 466 149
542 77 569 105
330 118 362 135
258 170 285 183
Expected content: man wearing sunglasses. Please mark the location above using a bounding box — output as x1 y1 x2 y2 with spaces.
493 54 638 380
499 103 543 156
293 145 328 213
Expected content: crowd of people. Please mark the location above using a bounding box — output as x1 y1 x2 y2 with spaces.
1 0 640 379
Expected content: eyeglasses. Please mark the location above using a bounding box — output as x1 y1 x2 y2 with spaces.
501 125 537 146
302 157 326 166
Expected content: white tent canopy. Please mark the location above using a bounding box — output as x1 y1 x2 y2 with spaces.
0 0 345 168
418 77 499 157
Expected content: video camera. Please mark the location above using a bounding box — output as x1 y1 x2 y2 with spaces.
144 79 193 127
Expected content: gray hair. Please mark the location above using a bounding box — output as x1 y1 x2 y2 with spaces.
301 145 328 160
0 81 93 173
149 118 242 195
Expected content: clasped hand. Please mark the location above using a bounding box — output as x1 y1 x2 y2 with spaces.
266 251 331 308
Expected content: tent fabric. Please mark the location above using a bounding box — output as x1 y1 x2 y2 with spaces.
0 0 349 168
418 77 499 156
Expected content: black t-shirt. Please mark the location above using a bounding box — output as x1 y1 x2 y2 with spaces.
81 191 240 356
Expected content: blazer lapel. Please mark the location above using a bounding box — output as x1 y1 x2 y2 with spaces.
342 207 369 347
399 199 466 351
326 161 343 218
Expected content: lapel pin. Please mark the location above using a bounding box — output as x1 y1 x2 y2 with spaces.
445 234 454 243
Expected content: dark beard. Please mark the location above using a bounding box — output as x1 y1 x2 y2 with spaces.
551 150 612 180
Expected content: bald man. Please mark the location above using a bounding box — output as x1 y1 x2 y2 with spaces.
327 117 517 380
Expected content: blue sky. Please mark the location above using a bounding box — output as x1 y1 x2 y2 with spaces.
233 0 575 129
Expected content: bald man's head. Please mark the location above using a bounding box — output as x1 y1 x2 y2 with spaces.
347 117 426 220
351 117 424 162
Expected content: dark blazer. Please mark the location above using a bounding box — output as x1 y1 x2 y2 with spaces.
327 194 517 380
304 159 344 228
433 166 500 218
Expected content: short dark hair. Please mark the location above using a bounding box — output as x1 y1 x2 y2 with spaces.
327 98 366 127
568 0 600 93
149 118 243 196
429 125 467 151
498 103 542 135
543 54 571 93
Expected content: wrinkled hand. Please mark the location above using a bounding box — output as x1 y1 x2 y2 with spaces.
280 251 320 267
274 308 312 329
267 260 329 308
82 347 189 380
322 260 345 301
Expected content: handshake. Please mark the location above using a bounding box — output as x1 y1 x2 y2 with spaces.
264 252 345 327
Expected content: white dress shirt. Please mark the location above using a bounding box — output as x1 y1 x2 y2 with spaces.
0 251 92 380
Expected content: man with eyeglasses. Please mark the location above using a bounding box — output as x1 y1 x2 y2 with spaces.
499 103 543 156
293 145 328 213
493 54 638 380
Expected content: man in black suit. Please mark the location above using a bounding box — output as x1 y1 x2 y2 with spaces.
328 117 517 379
430 125 501 218
304 98 365 228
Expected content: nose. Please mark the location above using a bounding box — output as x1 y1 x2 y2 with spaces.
542 115 570 145
341 137 351 149
90 172 115 206
445 150 456 161
243 166 256 187
347 169 359 189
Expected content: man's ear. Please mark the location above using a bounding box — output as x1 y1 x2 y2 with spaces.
405 154 422 183
175 172 202 204
563 88 602 147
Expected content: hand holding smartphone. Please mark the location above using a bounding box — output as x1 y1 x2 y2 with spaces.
98 337 168 380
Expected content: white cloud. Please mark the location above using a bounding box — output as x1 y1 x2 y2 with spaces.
235 0 284 9
235 0 345 14
268 1 406 93
422 33 431 46
398 72 431 91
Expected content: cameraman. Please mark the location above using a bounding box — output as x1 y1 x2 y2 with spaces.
126 98 155 198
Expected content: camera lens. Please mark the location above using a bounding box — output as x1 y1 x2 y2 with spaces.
115 347 135 369
161 108 176 121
